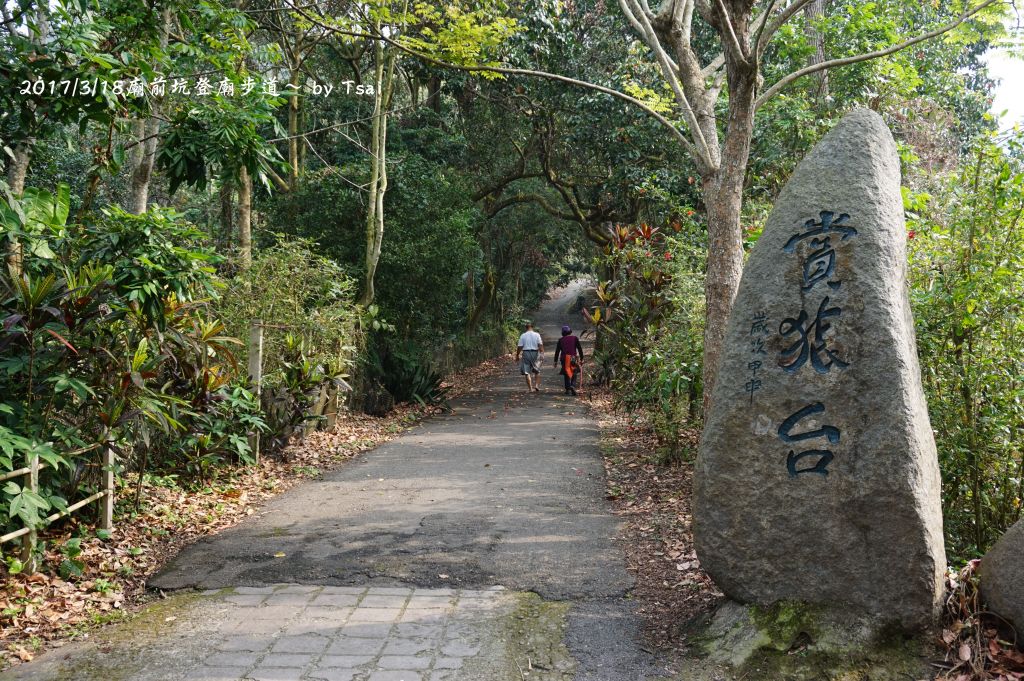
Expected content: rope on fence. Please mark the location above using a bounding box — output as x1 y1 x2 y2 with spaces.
0 446 116 573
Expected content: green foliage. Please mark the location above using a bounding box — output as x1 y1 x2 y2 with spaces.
77 206 221 328
312 0 519 76
158 93 286 192
1 0 265 193
0 2 123 150
908 133 1024 561
588 225 705 461
1 0 1017 586
268 156 481 348
217 238 361 386
58 537 85 580
216 240 359 449
1 184 70 260
261 334 344 455
0 188 265 539
366 341 451 407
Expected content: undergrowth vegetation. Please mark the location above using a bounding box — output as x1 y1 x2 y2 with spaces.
908 133 1024 561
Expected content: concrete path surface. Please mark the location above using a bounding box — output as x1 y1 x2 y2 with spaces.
3 283 671 681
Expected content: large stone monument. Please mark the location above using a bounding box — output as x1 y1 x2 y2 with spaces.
694 107 946 632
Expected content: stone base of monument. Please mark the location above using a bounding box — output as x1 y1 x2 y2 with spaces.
677 599 936 681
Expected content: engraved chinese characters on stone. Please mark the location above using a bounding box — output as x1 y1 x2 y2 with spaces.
783 210 858 291
778 296 848 374
695 109 946 631
777 402 839 477
746 311 770 402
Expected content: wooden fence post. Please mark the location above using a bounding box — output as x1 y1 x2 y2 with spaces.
325 387 340 431
248 320 264 461
305 384 329 436
20 450 39 571
100 447 114 531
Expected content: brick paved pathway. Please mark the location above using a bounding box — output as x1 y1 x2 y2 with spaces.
187 585 509 681
3 284 668 681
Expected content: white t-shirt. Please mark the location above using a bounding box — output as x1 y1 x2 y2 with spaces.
518 330 543 351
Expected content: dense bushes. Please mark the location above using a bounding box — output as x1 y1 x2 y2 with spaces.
907 133 1024 561
217 240 363 452
0 186 266 546
267 156 481 345
586 223 705 462
218 239 361 388
265 153 541 402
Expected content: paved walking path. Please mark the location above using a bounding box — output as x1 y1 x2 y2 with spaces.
4 284 670 681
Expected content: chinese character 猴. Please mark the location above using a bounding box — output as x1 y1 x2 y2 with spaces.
779 296 848 374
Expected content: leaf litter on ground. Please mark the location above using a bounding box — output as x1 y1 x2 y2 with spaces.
587 387 722 659
934 560 1024 681
0 356 504 670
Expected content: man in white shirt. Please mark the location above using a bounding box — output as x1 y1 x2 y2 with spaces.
515 322 544 392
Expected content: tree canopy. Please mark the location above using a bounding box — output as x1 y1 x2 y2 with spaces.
1 0 1022 615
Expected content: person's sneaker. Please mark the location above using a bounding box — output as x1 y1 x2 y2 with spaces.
570 388 577 396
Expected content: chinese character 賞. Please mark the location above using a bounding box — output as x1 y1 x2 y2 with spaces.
783 211 858 291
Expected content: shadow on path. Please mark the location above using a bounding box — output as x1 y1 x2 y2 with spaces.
5 283 670 681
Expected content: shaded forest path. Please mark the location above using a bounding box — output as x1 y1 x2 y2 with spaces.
4 283 671 681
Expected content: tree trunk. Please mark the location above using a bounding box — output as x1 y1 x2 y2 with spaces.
466 269 496 332
238 166 252 268
4 144 30 275
358 40 396 307
219 180 234 247
701 174 745 410
288 69 300 190
804 0 830 99
427 75 441 114
700 63 758 412
7 144 31 194
4 0 49 276
128 117 160 213
298 103 306 173
126 8 169 214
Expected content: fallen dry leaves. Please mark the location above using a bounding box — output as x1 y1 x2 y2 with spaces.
587 387 722 654
591 392 1024 676
935 560 1024 681
0 395 452 670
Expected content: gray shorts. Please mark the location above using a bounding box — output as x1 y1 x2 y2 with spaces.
520 349 540 375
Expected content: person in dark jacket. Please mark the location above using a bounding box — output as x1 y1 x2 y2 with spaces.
553 325 583 395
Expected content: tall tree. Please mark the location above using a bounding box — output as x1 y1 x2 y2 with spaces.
2 1 50 275
333 0 1004 406
127 7 171 214
804 0 829 99
252 0 330 191
238 165 253 266
359 35 397 306
290 0 518 306
612 0 1002 406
